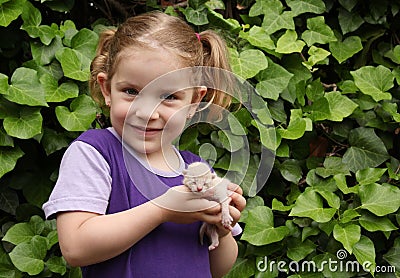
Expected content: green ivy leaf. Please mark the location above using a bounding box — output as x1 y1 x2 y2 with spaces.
272 198 293 211
184 7 208 25
325 92 358 121
71 28 99 60
301 226 320 241
0 146 24 178
276 30 305 54
45 256 66 275
242 206 290 246
217 130 244 152
224 258 255 278
303 96 330 121
306 170 338 192
262 11 295 35
60 20 78 47
340 209 360 223
31 36 63 66
46 230 59 250
313 189 340 209
259 126 280 151
315 156 350 178
229 48 268 79
9 235 48 275
355 168 386 185
384 45 400 64
249 0 283 17
29 216 45 235
40 74 79 102
302 46 330 70
240 26 275 50
351 65 394 102
279 159 302 183
3 222 34 245
287 238 316 261
3 107 43 139
0 126 13 146
55 48 91 81
207 10 241 32
286 0 325 16
41 128 70 155
289 188 336 223
302 16 337 46
6 67 47 107
0 0 25 27
0 72 8 94
21 2 56 45
338 7 364 35
55 94 97 131
329 36 363 64
359 212 398 232
383 238 400 275
359 183 400 216
352 236 376 275
333 224 361 253
333 174 359 194
342 127 390 172
227 114 246 136
277 118 307 140
256 57 293 100
41 0 74 12
0 187 19 215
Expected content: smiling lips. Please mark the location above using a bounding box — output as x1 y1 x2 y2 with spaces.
131 125 163 136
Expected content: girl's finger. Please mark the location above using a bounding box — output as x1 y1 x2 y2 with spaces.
227 183 243 195
202 203 221 215
229 192 246 212
201 212 222 225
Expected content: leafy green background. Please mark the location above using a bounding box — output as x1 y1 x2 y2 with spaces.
1 0 400 277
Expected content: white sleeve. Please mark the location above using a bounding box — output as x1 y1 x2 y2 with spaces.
43 141 112 219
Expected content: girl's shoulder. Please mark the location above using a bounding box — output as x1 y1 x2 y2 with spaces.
179 150 204 165
76 128 115 142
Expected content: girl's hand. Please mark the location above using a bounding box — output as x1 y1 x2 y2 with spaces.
215 183 246 238
154 185 222 224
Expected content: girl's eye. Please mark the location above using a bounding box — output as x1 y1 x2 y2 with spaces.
124 88 139 96
160 93 177 101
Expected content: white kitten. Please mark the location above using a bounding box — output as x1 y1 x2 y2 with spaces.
182 162 233 250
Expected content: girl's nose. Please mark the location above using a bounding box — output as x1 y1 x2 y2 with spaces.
132 98 160 120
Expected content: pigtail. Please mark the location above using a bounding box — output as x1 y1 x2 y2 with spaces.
197 30 233 120
89 29 116 108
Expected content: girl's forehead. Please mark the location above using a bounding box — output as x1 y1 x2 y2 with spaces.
113 48 195 89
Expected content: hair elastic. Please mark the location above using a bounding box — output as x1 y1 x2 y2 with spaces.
195 33 201 42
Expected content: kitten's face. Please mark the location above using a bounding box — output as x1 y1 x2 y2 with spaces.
186 174 214 192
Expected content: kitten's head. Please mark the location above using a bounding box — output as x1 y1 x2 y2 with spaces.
183 162 215 192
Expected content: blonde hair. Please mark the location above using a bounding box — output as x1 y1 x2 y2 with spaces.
90 11 232 119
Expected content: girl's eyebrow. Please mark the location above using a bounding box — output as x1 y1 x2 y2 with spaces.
115 81 140 88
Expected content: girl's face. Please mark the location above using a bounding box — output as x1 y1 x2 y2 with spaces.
98 47 206 157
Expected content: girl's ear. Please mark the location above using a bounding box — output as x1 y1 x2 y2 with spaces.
97 72 111 104
188 86 208 117
192 86 207 104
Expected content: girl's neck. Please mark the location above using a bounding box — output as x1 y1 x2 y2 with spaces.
136 145 181 173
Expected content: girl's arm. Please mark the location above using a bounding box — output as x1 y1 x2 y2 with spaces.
209 232 238 278
57 187 222 267
209 188 246 277
57 201 164 267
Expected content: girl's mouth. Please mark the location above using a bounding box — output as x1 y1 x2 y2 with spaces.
131 125 163 136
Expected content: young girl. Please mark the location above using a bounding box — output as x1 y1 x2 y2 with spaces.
43 11 246 278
